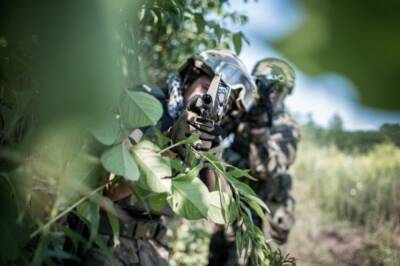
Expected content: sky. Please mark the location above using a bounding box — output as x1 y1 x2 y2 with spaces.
228 0 400 130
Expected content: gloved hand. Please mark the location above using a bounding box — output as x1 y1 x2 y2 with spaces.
171 96 222 152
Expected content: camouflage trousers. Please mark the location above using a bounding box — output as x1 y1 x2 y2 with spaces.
65 213 169 266
250 172 295 245
208 173 295 265
80 236 169 266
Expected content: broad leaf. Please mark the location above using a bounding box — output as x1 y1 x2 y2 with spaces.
120 91 163 129
89 113 120 145
207 191 238 224
148 193 168 212
100 144 139 181
169 177 210 220
132 140 172 193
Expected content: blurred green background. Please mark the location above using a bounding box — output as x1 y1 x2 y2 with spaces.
275 0 400 111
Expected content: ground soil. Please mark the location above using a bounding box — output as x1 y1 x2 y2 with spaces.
284 180 394 266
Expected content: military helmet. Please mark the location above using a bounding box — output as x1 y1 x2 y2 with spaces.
252 58 295 95
179 49 257 111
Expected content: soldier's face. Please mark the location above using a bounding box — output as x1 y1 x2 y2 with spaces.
184 75 211 105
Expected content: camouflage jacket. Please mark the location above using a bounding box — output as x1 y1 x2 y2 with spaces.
223 106 300 180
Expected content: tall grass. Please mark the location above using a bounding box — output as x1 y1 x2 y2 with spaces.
293 140 400 265
293 142 400 226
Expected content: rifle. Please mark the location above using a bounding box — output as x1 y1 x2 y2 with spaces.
247 77 276 128
191 74 232 126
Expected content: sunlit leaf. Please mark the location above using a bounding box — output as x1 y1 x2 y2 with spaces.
169 176 209 220
132 140 172 193
207 191 238 224
173 163 203 182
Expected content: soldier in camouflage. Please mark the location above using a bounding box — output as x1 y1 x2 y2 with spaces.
248 58 299 245
209 58 299 265
65 50 257 266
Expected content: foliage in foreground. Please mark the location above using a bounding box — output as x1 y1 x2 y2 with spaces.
0 1 296 264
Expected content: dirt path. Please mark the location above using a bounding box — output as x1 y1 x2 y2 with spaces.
285 180 373 266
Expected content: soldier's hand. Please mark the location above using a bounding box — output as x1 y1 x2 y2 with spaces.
171 110 222 152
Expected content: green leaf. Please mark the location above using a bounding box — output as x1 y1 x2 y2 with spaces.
201 152 224 172
120 90 163 129
148 193 168 212
132 140 172 193
227 176 257 197
170 158 184 172
214 24 222 42
94 236 117 266
153 127 171 148
174 163 203 182
243 197 265 221
169 177 210 220
194 13 205 33
100 144 139 181
226 167 256 181
76 200 100 247
107 212 120 246
245 194 270 214
233 32 243 54
207 191 238 224
89 113 120 145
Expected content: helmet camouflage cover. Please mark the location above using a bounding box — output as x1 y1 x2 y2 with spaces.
179 49 257 111
252 58 295 95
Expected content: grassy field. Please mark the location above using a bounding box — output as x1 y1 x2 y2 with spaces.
288 141 400 265
168 138 400 265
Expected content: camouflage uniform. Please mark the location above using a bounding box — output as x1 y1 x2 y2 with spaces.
209 58 298 265
231 107 298 228
248 107 299 244
76 211 169 266
66 50 257 266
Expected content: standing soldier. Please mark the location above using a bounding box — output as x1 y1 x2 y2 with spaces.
66 50 257 266
248 58 299 245
209 58 299 265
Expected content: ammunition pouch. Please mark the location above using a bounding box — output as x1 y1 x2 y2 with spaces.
98 212 167 243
